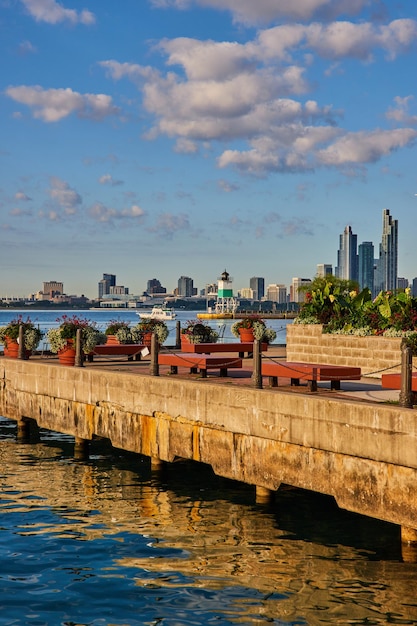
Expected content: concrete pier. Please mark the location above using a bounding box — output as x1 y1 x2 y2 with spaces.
1 357 416 539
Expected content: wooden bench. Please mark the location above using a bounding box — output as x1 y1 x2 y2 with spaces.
262 361 362 392
87 344 145 362
181 341 268 358
158 352 242 377
381 372 417 391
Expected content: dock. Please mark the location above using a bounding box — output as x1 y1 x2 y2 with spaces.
1 345 416 546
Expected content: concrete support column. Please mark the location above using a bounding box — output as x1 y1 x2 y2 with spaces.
16 417 31 441
252 339 263 389
18 325 27 360
175 321 181 350
75 328 84 368
150 334 159 376
255 485 273 503
74 436 89 459
151 457 164 470
399 344 413 408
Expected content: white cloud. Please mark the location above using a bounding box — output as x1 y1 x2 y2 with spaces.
6 85 119 122
148 212 191 239
15 191 32 201
149 0 370 24
98 174 123 186
386 96 417 126
20 0 95 25
317 128 417 165
89 202 146 223
48 177 82 213
17 40 37 55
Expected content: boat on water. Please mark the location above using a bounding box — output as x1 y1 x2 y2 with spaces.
137 304 176 321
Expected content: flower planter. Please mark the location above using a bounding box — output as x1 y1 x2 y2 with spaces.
58 340 76 366
143 332 153 348
238 328 255 343
286 323 408 378
106 334 120 345
3 338 31 359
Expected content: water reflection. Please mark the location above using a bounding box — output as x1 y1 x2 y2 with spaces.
1 417 417 625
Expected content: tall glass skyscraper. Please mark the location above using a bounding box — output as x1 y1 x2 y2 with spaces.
335 226 358 282
377 209 398 292
249 277 265 301
358 242 374 293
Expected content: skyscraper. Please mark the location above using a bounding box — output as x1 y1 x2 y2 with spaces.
249 277 265 301
335 226 358 282
177 276 194 297
358 242 374 293
98 273 116 299
376 209 398 292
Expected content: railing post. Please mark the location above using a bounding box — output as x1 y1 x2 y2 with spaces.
252 339 262 389
75 328 84 368
175 320 181 350
150 333 159 376
399 344 413 408
18 324 27 360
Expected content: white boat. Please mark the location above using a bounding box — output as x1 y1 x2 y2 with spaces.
137 304 176 321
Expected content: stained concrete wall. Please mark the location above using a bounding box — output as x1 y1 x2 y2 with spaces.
287 324 410 377
1 357 417 530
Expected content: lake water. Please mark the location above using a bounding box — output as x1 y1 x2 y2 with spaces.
2 311 417 624
0 309 291 347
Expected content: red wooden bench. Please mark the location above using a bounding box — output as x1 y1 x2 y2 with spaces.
381 372 417 391
182 341 268 358
87 344 145 362
158 352 242 377
262 361 362 392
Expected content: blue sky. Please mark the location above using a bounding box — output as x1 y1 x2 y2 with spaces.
1 0 417 299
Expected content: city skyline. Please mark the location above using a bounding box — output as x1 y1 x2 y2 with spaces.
1 1 417 298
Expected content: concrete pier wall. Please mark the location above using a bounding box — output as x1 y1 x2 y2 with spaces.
1 358 417 530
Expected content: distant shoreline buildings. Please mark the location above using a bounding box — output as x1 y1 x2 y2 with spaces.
1 209 416 308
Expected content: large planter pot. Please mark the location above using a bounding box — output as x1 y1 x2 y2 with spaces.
58 340 76 366
238 328 255 343
143 332 153 349
3 337 31 359
286 323 408 378
106 334 120 345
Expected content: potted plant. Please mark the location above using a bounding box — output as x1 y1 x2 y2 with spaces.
47 315 106 365
0 316 43 358
181 320 219 345
231 317 276 343
105 320 134 344
133 318 169 347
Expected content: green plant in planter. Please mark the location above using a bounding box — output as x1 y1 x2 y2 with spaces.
105 320 135 344
47 315 106 354
0 316 43 351
133 318 169 344
181 320 219 343
231 317 276 343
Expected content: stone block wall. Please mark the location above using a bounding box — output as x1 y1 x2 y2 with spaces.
287 323 408 378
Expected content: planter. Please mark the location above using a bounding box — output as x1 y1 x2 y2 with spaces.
143 332 153 349
3 337 31 359
58 340 76 366
238 328 255 343
106 334 120 345
286 323 408 378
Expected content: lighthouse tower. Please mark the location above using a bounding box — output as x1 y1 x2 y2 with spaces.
215 269 238 315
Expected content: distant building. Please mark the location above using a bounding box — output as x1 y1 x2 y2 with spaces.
98 274 116 299
358 242 374 293
266 284 287 303
397 277 409 290
375 209 398 292
43 281 63 298
249 277 265 301
177 276 194 297
412 278 417 297
147 278 166 295
240 288 254 299
316 264 332 277
290 278 311 303
109 285 129 295
335 226 358 282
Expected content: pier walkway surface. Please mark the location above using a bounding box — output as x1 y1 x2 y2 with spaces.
34 343 401 405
